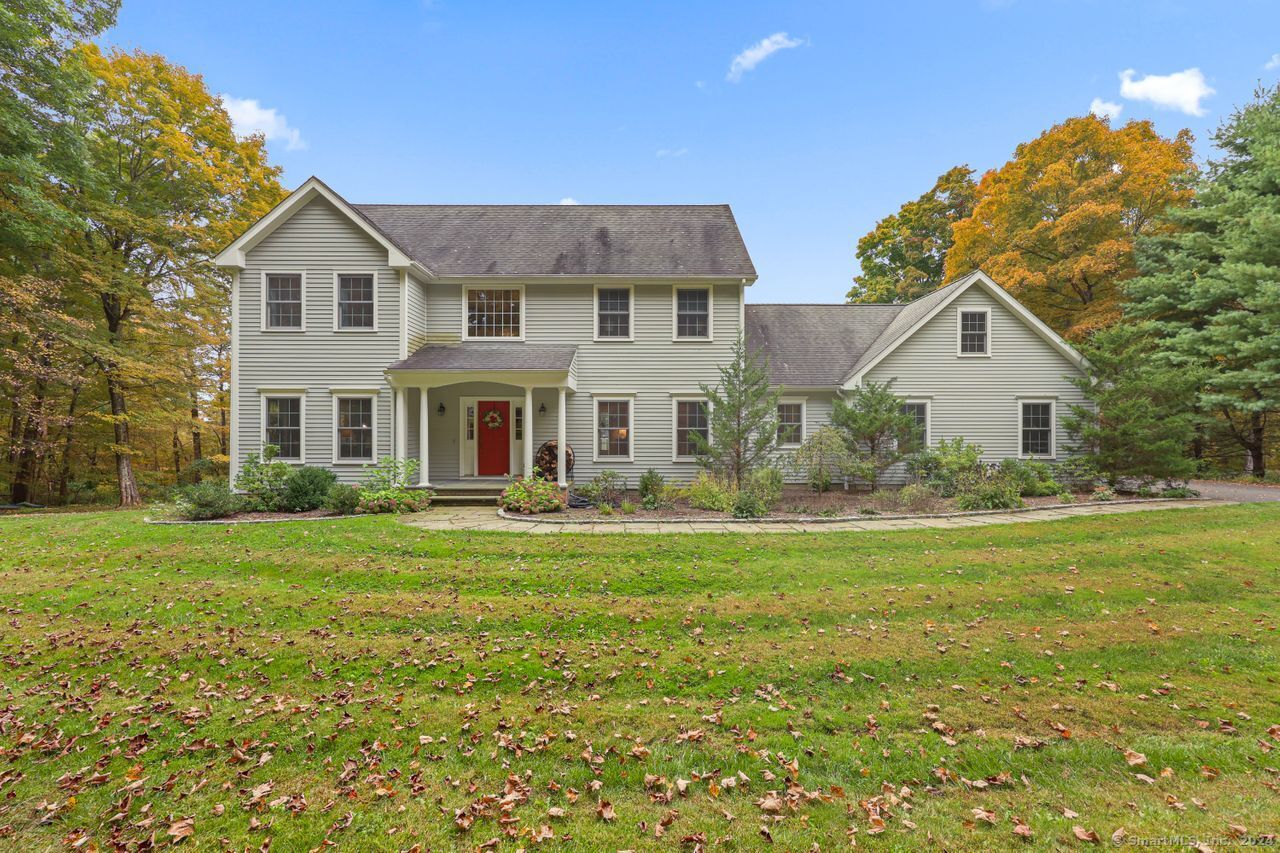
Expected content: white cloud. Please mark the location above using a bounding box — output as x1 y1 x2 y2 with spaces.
220 95 307 151
558 197 580 205
726 32 804 83
656 147 688 158
1090 97 1123 121
1267 54 1280 70
1118 68 1214 116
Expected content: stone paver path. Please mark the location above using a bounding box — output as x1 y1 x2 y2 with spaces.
402 499 1222 534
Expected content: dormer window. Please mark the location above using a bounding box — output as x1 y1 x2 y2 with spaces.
958 309 989 356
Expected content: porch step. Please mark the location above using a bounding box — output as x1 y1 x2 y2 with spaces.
430 493 499 507
428 481 505 507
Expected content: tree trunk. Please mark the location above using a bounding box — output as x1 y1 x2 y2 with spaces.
57 387 80 505
104 369 142 507
190 392 203 460
9 378 47 505
1247 411 1266 478
171 429 183 478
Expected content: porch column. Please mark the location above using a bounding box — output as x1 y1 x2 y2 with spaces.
556 386 567 487
394 386 407 462
418 386 431 487
523 385 534 478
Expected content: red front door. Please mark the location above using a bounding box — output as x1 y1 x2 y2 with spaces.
476 401 511 476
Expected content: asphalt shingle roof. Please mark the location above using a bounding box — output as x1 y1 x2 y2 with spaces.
388 343 577 372
744 304 906 386
353 204 756 278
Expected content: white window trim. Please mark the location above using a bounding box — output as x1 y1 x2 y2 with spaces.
261 270 306 332
901 398 931 448
593 283 634 342
258 389 306 463
672 285 714 342
956 307 991 358
330 389 379 465
593 394 635 463
671 396 709 462
333 271 379 332
777 397 807 448
462 284 525 342
1016 396 1057 459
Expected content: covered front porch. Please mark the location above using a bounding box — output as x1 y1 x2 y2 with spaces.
385 343 578 488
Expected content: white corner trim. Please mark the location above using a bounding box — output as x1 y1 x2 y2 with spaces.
332 271 379 332
462 284 526 342
1016 396 1058 460
229 270 241 486
670 395 708 462
777 396 807 447
956 306 992 358
260 270 307 332
844 271 1088 387
672 284 715 342
398 269 409 358
592 283 635 342
330 389 379 465
592 395 635 463
258 390 307 463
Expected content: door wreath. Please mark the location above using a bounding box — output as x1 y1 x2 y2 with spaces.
482 408 504 430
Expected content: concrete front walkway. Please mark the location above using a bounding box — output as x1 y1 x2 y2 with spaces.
402 498 1221 534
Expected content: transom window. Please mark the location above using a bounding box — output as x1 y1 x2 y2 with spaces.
1020 401 1054 457
596 287 632 339
466 288 522 338
597 399 632 459
900 401 929 451
675 288 711 339
336 397 374 461
959 310 988 355
266 273 302 329
264 396 301 460
777 402 804 445
675 400 709 458
337 274 374 329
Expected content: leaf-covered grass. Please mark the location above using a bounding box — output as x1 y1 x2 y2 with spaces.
0 504 1277 850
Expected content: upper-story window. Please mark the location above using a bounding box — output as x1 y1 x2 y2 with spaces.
265 273 303 329
595 286 632 340
466 287 523 339
674 287 712 340
336 274 375 330
958 309 989 356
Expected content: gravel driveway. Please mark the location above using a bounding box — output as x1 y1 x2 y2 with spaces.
1191 479 1280 502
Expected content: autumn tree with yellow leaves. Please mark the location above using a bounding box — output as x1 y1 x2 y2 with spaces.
944 115 1196 340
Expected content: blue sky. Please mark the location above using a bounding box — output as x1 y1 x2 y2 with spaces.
104 0 1280 303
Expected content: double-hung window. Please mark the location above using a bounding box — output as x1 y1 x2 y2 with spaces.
336 274 375 329
465 288 522 338
674 399 708 459
335 396 375 462
595 286 632 339
958 309 989 355
674 287 711 339
596 398 632 460
777 401 804 446
1019 400 1054 458
265 273 303 329
263 396 302 460
900 400 929 451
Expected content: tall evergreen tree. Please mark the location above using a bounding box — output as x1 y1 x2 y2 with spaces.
1126 85 1280 477
695 335 782 487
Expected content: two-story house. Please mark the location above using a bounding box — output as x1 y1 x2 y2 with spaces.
215 177 1090 492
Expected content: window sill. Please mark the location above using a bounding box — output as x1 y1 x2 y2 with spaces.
672 337 714 343
592 337 635 343
261 328 306 333
334 327 379 333
332 459 374 465
956 352 991 358
464 336 526 343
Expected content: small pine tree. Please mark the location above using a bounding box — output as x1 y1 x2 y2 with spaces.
694 335 782 488
831 380 918 489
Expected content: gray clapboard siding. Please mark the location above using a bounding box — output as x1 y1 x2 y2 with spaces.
236 198 400 484
865 286 1089 479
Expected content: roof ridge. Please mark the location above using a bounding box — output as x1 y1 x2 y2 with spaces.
352 202 734 208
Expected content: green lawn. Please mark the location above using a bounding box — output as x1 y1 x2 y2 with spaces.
0 505 1278 850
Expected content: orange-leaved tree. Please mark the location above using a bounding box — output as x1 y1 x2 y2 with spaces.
945 115 1195 340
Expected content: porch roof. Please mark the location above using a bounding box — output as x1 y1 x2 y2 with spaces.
389 342 577 372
